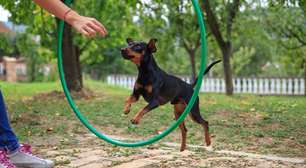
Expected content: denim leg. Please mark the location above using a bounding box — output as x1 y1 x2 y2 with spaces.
0 91 20 152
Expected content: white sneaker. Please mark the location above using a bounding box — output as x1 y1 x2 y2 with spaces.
8 144 54 168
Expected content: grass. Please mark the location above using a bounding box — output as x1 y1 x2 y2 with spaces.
0 81 305 158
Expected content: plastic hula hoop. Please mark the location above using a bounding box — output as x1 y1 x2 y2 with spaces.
57 0 208 147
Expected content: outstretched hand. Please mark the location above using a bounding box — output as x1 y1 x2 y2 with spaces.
65 11 108 38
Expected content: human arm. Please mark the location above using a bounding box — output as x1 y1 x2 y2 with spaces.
33 0 107 37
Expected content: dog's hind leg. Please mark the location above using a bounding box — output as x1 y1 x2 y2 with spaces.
189 99 211 146
174 103 188 151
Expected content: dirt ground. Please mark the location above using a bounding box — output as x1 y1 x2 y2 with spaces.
35 134 305 168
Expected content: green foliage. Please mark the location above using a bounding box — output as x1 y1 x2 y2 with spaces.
263 4 306 76
15 33 53 81
0 34 18 56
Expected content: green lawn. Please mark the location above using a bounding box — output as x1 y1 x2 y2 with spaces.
0 81 305 158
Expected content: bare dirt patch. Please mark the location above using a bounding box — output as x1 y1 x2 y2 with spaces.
35 134 305 168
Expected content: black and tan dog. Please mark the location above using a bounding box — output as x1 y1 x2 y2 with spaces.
120 38 221 151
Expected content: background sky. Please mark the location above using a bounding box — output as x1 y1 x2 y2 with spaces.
0 6 10 22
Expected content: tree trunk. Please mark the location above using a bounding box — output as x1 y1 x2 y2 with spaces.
28 58 36 82
222 42 234 95
62 22 83 91
200 0 235 96
188 50 197 82
75 46 83 88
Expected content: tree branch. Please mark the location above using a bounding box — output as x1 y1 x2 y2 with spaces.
182 39 192 54
195 35 201 49
279 41 305 50
287 27 306 45
201 0 226 48
269 24 306 49
226 0 241 40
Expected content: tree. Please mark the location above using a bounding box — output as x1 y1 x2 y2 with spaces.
0 0 82 90
0 34 18 56
136 0 204 81
200 0 241 95
16 33 51 82
0 0 139 88
58 9 83 91
264 2 306 95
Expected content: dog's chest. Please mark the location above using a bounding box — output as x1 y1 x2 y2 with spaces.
135 83 153 94
134 83 170 105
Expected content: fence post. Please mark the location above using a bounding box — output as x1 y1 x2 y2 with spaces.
253 78 258 94
282 78 287 95
221 79 226 93
247 78 252 93
301 78 305 95
270 78 275 95
128 76 132 89
200 78 205 92
288 78 293 95
294 78 299 95
259 78 264 94
211 78 216 92
242 78 247 93
107 75 111 85
236 78 241 93
216 78 221 93
276 78 281 95
264 78 269 95
206 78 211 92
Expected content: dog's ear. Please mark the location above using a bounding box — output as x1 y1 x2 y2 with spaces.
126 38 134 45
147 38 158 53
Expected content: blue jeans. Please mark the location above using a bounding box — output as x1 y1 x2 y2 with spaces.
0 91 20 152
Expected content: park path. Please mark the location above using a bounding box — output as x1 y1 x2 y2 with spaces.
37 134 305 168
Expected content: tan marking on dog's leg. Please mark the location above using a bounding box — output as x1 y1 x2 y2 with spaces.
174 103 187 152
202 121 211 146
189 110 211 146
124 96 137 114
131 107 149 125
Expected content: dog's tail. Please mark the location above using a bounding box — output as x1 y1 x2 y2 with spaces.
192 60 222 87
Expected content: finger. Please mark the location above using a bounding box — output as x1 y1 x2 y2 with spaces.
79 29 90 37
92 20 107 36
83 26 96 37
88 22 105 37
93 19 108 35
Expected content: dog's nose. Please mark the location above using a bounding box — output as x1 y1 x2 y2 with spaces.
121 48 127 55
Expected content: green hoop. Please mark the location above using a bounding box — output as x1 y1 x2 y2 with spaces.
57 0 207 147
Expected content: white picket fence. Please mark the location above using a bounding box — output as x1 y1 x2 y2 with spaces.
106 75 305 96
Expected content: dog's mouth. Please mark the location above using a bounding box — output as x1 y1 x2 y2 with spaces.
122 54 134 60
120 49 134 60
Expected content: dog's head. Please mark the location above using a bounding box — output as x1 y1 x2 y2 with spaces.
120 38 157 66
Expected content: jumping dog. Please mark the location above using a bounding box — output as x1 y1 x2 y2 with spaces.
120 38 221 151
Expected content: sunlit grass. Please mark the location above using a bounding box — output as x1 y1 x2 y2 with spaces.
0 81 305 157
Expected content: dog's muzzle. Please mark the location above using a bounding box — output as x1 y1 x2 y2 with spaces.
120 48 133 60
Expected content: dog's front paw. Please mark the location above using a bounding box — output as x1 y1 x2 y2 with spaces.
131 118 140 125
123 108 130 114
123 105 131 114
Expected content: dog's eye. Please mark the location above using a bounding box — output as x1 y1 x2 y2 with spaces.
133 45 143 52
